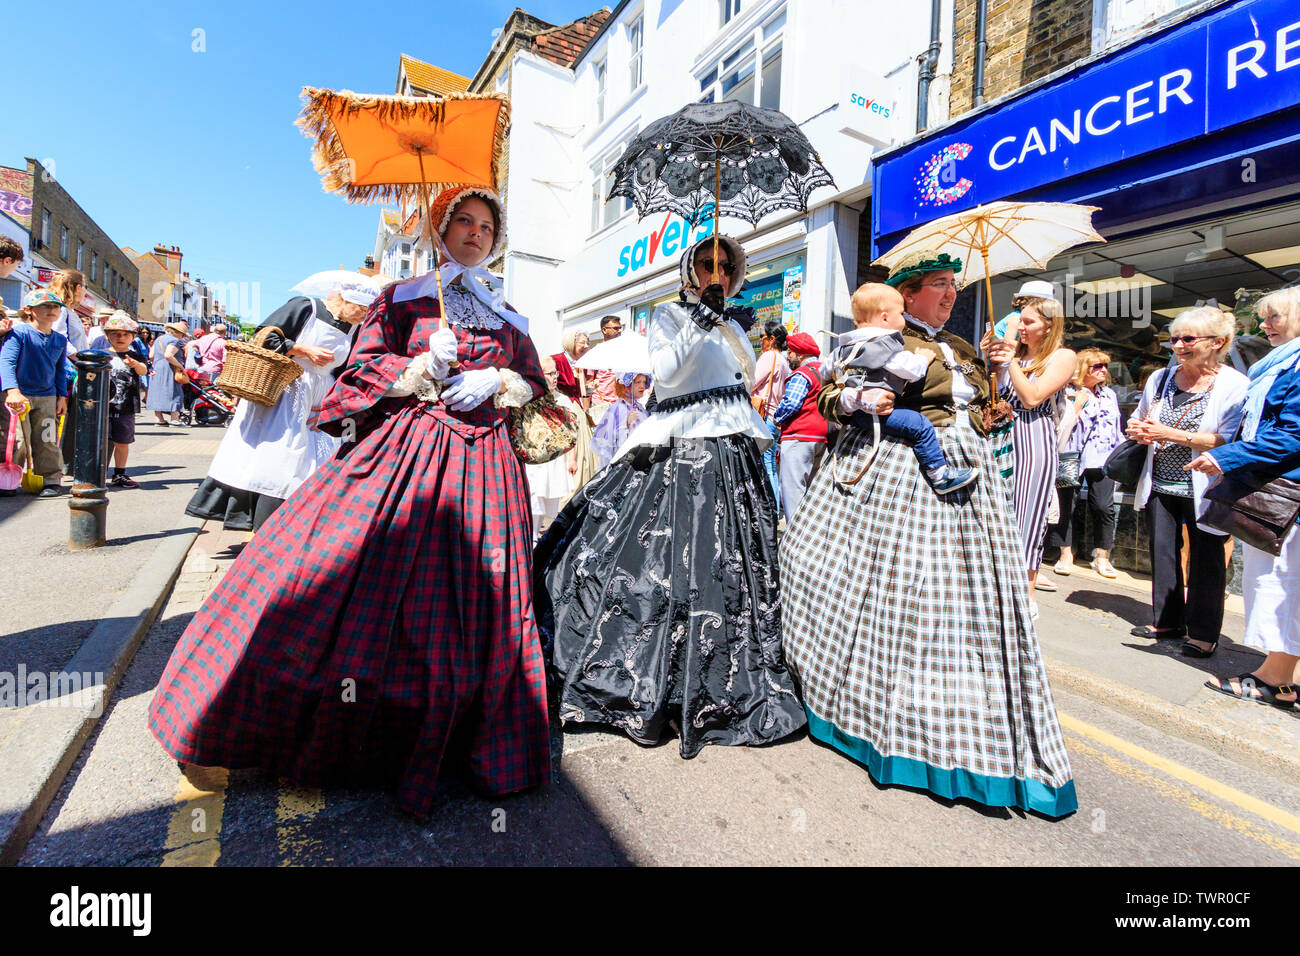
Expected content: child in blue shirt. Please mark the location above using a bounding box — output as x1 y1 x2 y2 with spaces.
1 289 69 496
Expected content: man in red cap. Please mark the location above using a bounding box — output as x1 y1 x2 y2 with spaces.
771 331 827 521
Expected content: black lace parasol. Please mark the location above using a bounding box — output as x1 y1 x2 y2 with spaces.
606 101 835 228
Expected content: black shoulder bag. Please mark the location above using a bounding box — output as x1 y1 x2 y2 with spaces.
1201 416 1300 555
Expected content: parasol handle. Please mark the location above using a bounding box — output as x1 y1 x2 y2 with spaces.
712 145 722 288
981 246 995 342
415 154 458 372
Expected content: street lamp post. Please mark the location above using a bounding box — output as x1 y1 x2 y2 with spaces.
68 349 111 550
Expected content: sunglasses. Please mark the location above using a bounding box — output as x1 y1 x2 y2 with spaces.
1089 362 1108 371
1168 335 1213 345
698 258 735 276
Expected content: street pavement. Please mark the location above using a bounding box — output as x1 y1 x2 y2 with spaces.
6 429 1300 865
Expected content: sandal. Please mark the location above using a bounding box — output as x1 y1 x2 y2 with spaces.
1130 625 1185 639
1205 673 1298 710
1180 639 1217 658
1052 560 1073 576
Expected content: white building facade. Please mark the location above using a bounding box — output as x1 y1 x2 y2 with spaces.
499 0 958 354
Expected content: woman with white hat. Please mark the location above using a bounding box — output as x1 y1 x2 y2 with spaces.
151 187 552 816
145 321 191 427
185 279 375 531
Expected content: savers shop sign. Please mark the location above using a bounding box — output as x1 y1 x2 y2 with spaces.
874 0 1300 236
617 210 715 278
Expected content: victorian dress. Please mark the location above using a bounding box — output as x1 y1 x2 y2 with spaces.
779 317 1077 817
149 278 552 815
186 296 357 530
534 297 807 757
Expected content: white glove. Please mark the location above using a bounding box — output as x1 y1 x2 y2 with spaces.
441 367 502 411
428 328 459 381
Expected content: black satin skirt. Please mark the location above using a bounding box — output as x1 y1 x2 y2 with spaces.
534 434 807 757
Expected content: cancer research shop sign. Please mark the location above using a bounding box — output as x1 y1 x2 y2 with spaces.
874 0 1300 237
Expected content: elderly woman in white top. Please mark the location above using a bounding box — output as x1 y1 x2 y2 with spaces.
533 234 806 758
1127 306 1249 658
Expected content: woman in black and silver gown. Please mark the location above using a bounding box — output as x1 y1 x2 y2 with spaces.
533 235 806 756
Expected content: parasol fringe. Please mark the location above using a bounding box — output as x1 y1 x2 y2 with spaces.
296 87 511 205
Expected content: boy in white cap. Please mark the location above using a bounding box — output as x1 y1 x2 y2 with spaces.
102 312 148 488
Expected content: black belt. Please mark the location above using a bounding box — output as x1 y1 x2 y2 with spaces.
655 383 749 413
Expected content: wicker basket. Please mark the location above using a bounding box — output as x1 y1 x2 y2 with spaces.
216 326 303 407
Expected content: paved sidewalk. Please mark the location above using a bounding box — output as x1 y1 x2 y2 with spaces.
0 416 219 862
1032 559 1300 784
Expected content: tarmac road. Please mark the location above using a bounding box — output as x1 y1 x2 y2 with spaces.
17 518 1300 867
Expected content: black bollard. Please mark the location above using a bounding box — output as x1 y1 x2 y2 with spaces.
68 349 112 550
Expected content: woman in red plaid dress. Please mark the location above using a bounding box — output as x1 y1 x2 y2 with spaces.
148 187 551 815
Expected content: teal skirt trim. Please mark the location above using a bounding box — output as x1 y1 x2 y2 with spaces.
805 707 1078 819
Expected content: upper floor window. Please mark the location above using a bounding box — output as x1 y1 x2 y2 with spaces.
76 239 85 271
719 0 741 28
595 58 608 124
628 15 644 91
699 11 784 109
90 251 98 282
590 133 637 234
59 225 69 260
1092 0 1200 51
40 209 51 246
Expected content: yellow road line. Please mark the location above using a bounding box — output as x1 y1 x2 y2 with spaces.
1064 735 1300 861
160 765 229 867
1059 711 1300 837
276 783 328 866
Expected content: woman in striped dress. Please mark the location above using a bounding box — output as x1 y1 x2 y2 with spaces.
780 250 1077 818
984 298 1076 612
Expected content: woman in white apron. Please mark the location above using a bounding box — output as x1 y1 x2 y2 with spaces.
186 282 377 530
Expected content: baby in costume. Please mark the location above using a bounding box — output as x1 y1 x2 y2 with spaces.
823 282 979 494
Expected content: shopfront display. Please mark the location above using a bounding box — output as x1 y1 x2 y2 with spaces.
869 0 1300 580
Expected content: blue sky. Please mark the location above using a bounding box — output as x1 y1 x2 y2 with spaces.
4 1 606 322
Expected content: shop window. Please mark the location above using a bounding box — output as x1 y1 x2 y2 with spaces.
981 199 1300 413
628 15 643 91
698 11 784 110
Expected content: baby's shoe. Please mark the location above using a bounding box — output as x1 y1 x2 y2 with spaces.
931 466 980 495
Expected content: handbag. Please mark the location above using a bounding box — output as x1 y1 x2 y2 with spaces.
1056 450 1082 488
1202 473 1300 556
1104 369 1169 488
1102 439 1147 488
173 368 189 386
508 391 578 465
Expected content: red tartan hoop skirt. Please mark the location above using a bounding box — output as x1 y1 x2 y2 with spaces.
147 288 552 815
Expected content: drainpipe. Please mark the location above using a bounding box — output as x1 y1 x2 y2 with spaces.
916 0 943 133
973 0 989 107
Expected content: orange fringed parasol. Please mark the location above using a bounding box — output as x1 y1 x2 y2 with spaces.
296 87 510 325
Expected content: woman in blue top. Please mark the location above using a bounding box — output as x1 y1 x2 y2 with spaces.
1190 288 1300 709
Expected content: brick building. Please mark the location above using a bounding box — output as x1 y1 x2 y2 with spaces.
5 157 139 317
